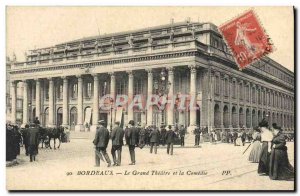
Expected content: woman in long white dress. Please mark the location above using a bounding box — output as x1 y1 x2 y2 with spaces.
248 127 262 163
236 131 242 146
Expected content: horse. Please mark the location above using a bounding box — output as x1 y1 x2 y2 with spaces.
48 126 65 149
38 126 65 149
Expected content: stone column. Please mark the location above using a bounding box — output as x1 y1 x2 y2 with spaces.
189 65 197 127
75 75 84 131
209 71 215 132
11 81 17 124
91 74 99 132
35 79 41 121
127 71 134 121
109 72 116 128
146 69 153 126
48 78 55 127
167 67 174 126
62 77 69 127
22 80 28 125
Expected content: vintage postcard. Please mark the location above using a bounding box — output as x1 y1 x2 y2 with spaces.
6 6 295 191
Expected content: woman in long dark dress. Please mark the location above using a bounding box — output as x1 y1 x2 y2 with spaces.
269 126 294 180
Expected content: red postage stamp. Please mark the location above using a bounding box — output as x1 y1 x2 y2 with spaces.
219 10 273 70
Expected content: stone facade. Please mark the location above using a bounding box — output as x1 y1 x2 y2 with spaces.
8 22 294 132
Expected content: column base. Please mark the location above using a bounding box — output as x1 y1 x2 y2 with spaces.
75 124 85 132
90 125 98 132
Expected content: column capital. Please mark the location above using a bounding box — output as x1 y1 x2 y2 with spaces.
108 72 114 76
34 78 41 82
62 76 68 82
76 74 82 79
127 70 133 77
188 64 197 73
10 80 17 86
92 73 99 78
146 68 152 74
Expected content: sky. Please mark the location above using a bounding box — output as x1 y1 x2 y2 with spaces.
6 6 294 72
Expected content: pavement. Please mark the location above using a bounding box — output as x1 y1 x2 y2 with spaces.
6 132 294 190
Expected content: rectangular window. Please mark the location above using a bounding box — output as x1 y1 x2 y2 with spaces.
72 84 78 99
239 83 243 100
87 82 92 98
116 80 127 95
134 79 144 95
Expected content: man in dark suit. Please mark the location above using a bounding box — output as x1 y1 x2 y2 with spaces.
33 117 40 126
160 125 167 146
111 121 124 166
179 125 186 146
27 123 39 162
194 125 201 146
126 120 138 165
165 125 176 155
93 120 111 167
149 125 159 154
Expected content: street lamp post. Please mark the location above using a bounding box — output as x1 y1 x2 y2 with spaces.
153 68 172 126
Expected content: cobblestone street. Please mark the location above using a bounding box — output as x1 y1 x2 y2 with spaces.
6 132 294 190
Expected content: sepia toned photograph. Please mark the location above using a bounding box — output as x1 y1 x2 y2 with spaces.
5 6 295 191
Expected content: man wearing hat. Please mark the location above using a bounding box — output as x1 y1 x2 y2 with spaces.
93 120 111 167
27 123 39 162
126 120 138 165
165 125 176 155
160 124 167 146
193 124 201 146
110 121 124 166
149 125 159 154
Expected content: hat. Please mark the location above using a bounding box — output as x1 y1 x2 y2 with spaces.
128 120 135 126
273 124 283 132
258 118 269 128
254 126 261 132
98 120 106 125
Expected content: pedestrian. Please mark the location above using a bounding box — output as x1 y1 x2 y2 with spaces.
145 126 150 146
248 127 262 163
6 124 16 162
33 117 40 126
269 125 294 180
126 120 138 165
233 130 238 146
111 121 124 166
165 125 176 155
22 124 30 156
179 125 186 146
93 120 111 167
138 124 146 149
27 123 39 162
257 118 273 175
193 125 200 146
236 131 243 146
149 125 159 154
241 128 246 146
160 125 167 146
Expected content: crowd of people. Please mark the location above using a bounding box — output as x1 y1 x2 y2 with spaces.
6 117 70 166
7 115 294 181
249 118 294 181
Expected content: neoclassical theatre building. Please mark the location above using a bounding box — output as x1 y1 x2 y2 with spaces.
8 21 294 132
